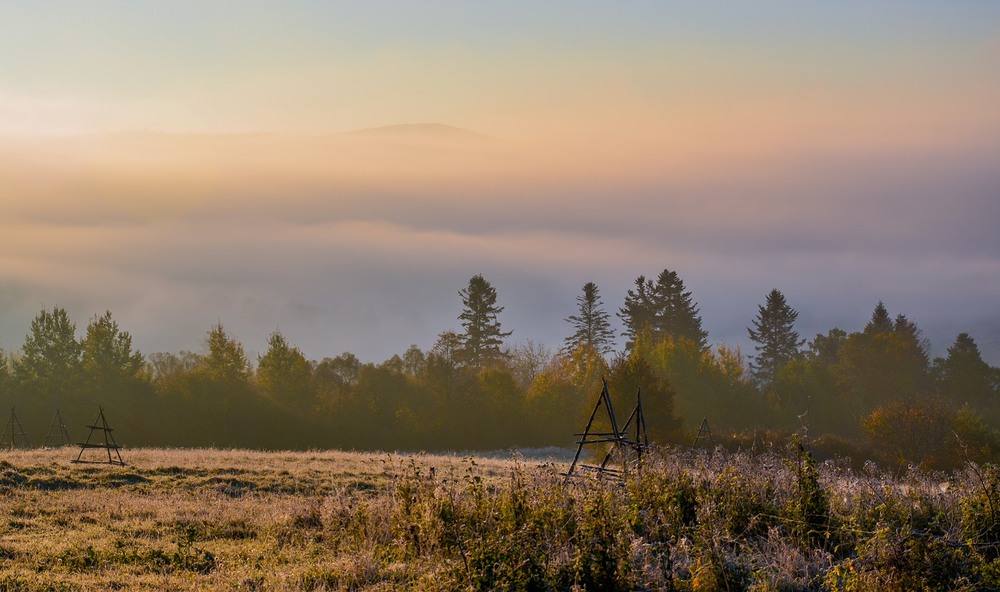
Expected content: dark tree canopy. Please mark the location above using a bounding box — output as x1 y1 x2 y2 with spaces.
606 351 681 443
456 274 512 369
865 301 894 335
747 289 804 387
619 269 708 351
2 273 1000 470
563 281 616 357
809 328 847 365
935 332 996 408
838 303 931 406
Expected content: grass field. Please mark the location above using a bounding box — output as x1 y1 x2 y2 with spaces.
1 446 999 591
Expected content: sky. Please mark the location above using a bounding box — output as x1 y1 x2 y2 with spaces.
1 1 999 365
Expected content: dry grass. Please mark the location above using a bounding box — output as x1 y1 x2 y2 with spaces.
1 446 998 591
0 447 555 591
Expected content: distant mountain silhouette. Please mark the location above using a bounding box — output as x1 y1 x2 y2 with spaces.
20 123 497 152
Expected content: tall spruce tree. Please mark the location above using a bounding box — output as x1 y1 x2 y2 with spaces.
651 269 708 349
618 275 656 352
865 301 894 334
456 274 512 369
619 269 708 351
563 282 616 357
747 289 804 387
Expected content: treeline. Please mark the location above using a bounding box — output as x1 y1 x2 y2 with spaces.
1 270 998 469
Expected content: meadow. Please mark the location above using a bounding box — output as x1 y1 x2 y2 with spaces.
0 445 998 591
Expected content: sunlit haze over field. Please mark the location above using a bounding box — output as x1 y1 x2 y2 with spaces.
2 1 999 363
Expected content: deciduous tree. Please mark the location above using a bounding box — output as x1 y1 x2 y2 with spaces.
204 323 251 384
81 311 144 397
0 348 10 398
14 307 82 405
401 345 427 377
808 328 846 365
606 350 681 443
257 331 314 410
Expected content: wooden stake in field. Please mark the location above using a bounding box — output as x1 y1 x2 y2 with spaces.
43 408 72 448
72 407 126 466
1 407 31 450
565 378 648 481
691 417 714 451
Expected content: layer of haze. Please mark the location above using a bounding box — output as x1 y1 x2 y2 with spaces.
2 1 999 363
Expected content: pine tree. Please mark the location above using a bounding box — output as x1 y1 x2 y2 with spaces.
618 275 656 352
456 274 512 369
865 301 893 334
563 282 616 357
651 269 708 349
893 313 930 369
838 304 931 405
619 269 708 351
747 289 804 387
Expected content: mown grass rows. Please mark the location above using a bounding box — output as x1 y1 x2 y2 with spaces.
0 447 999 590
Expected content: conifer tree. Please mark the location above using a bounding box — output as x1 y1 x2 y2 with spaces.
865 301 894 334
838 303 931 405
619 269 708 351
893 313 930 369
651 269 708 350
747 289 804 387
934 333 996 408
563 282 616 357
618 275 656 352
456 274 512 369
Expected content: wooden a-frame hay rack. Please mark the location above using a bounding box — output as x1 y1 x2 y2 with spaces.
566 378 649 480
72 407 126 466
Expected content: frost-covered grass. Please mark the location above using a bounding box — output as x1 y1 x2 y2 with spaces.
0 446 998 590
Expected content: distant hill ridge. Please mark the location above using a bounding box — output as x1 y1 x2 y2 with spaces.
338 123 493 142
32 123 492 143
